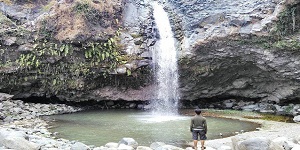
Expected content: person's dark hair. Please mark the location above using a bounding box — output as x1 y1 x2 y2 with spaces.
195 109 201 115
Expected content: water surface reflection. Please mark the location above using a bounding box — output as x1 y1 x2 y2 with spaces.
45 109 259 147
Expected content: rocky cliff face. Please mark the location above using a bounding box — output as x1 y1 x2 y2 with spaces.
0 0 300 105
0 0 154 102
170 0 300 104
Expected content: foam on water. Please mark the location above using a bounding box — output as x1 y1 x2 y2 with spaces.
132 113 189 123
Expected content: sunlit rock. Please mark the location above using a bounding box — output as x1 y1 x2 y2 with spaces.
105 142 119 148
2 136 39 150
71 142 89 150
118 144 134 150
118 138 138 149
233 137 282 150
136 146 153 150
293 115 300 123
273 137 295 150
0 93 13 101
150 142 166 150
291 144 300 150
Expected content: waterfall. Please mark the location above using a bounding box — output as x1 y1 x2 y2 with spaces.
152 2 180 115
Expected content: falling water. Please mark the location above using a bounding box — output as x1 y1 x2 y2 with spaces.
152 2 180 115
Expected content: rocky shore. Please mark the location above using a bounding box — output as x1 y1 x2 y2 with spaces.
1 92 300 150
0 92 188 150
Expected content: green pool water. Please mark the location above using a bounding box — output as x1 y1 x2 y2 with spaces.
45 109 259 147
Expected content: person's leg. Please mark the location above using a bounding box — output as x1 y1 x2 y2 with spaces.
193 140 198 149
200 140 205 149
200 130 207 149
192 131 199 149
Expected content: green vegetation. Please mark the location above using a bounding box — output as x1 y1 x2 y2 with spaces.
203 109 294 123
203 109 262 118
272 39 300 50
258 114 294 123
273 5 298 38
234 4 300 51
0 0 149 96
37 20 55 40
130 33 142 38
74 2 90 14
84 37 121 69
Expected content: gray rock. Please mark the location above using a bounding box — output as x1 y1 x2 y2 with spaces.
17 43 35 52
137 104 144 109
105 142 118 148
235 137 282 150
118 144 134 150
136 146 153 150
2 136 39 150
140 51 152 58
129 103 136 108
8 130 26 139
160 145 183 150
150 142 166 150
71 142 89 150
293 136 300 144
232 78 248 89
143 105 152 110
218 145 231 150
259 103 276 114
0 128 11 144
118 138 138 149
292 105 300 116
116 67 127 74
93 146 109 150
223 99 236 108
293 115 300 123
3 37 16 46
107 101 115 106
0 93 13 101
272 137 295 150
292 144 300 150
125 63 136 70
241 104 259 112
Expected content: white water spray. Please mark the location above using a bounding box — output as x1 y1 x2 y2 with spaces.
152 2 180 115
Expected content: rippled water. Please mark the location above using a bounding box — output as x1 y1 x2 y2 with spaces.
45 110 259 147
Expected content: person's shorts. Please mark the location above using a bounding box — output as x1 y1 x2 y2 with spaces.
192 129 207 140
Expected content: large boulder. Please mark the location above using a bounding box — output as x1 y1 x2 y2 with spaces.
232 136 283 150
272 137 295 150
292 144 300 150
0 128 10 144
118 144 134 150
70 142 89 150
1 136 39 150
118 138 138 149
293 115 300 123
293 136 300 144
105 142 119 148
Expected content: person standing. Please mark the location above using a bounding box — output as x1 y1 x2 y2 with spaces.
190 109 207 150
